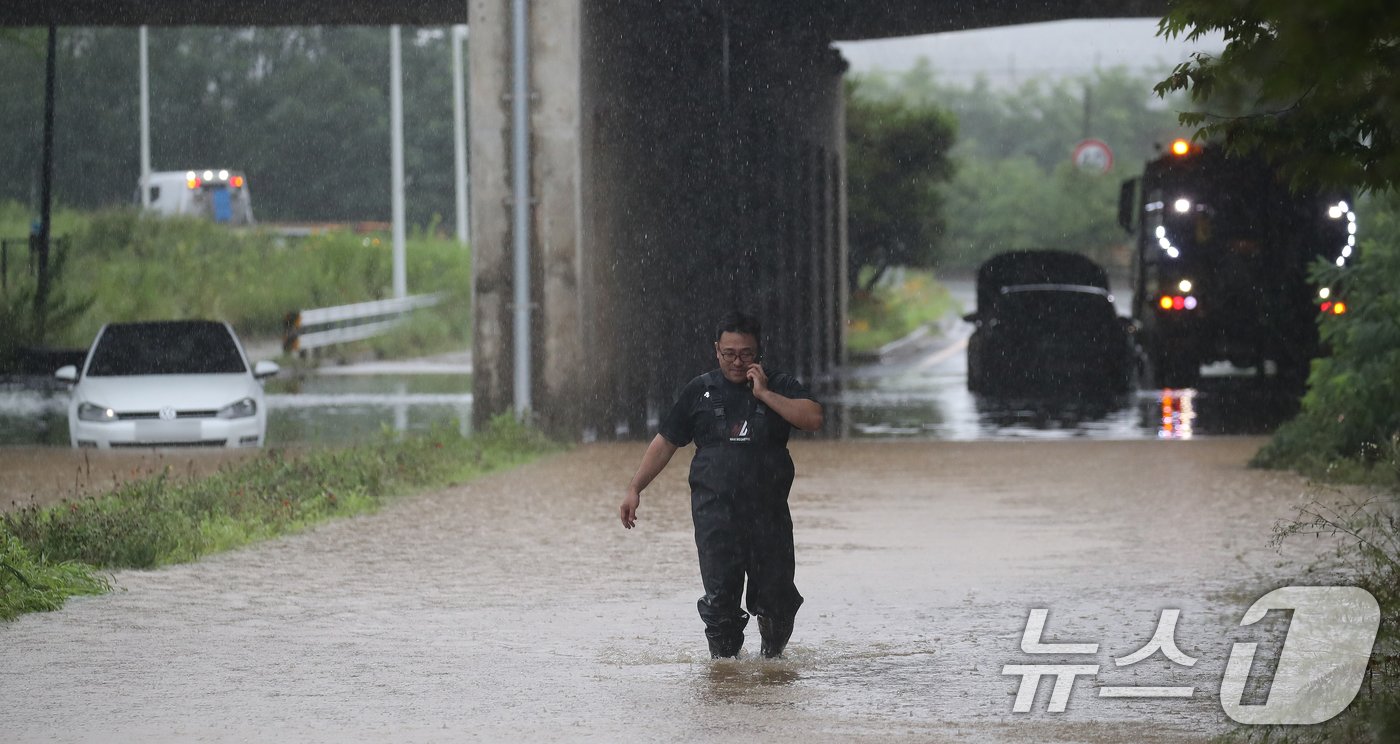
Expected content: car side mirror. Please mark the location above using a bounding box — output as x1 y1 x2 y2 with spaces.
253 360 280 379
54 365 78 383
1118 177 1138 233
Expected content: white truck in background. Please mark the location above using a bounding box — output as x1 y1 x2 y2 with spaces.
139 169 255 225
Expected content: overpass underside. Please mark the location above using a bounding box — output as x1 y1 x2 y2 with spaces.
6 0 1168 438
472 1 849 436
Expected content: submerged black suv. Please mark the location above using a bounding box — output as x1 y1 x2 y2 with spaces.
965 251 1136 396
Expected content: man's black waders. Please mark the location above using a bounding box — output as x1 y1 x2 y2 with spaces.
691 371 804 657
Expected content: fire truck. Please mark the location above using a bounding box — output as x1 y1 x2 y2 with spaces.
1119 139 1354 388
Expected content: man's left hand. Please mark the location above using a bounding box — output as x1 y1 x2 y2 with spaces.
746 363 769 395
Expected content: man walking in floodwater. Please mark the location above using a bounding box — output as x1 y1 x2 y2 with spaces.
621 311 824 658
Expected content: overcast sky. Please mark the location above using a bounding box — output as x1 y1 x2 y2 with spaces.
834 19 1225 87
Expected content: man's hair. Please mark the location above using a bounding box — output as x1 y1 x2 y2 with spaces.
714 311 762 347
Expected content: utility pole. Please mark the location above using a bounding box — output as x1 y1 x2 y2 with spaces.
1082 82 1093 139
452 24 470 246
35 25 57 342
139 26 151 209
389 25 407 299
511 0 532 418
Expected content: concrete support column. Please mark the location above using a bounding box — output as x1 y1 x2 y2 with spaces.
470 0 589 434
470 0 848 437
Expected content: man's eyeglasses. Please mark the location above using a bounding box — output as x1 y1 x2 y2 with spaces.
718 350 758 363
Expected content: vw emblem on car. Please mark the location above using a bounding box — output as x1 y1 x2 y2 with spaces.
159 406 177 421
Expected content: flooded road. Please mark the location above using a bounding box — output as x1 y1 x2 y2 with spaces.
836 275 1301 440
0 276 1305 450
0 438 1341 742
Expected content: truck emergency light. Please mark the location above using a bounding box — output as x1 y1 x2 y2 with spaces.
1159 295 1198 311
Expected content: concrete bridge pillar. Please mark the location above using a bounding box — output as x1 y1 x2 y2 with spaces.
471 0 848 437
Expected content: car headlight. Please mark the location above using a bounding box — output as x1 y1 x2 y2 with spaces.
217 398 258 419
77 402 118 422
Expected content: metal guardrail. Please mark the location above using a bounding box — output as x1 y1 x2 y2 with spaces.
283 293 444 353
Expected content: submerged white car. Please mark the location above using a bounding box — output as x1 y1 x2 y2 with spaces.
56 320 279 449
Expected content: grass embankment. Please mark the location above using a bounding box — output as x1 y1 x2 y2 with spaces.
846 268 957 355
0 202 472 365
0 416 556 621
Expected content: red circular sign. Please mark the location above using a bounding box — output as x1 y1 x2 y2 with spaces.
1072 138 1114 174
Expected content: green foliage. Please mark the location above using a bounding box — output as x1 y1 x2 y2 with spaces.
0 531 109 621
0 204 471 363
846 84 957 289
0 27 463 225
1254 195 1400 478
1157 0 1400 193
854 62 1191 270
0 220 95 367
0 415 556 619
846 269 956 354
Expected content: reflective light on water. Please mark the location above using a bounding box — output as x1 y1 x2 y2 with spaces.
0 375 474 447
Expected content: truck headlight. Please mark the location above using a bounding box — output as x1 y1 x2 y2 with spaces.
77 403 118 422
217 398 257 419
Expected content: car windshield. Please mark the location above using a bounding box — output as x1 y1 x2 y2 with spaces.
994 287 1116 322
86 322 247 376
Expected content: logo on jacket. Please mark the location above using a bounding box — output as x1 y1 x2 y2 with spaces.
729 420 752 443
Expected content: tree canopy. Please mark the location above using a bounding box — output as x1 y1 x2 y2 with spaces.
851 62 1191 271
0 27 461 226
1157 0 1400 193
845 86 956 290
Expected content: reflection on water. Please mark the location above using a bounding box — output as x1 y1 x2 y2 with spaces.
0 386 69 446
0 356 1306 448
264 374 473 445
0 374 473 448
1143 378 1301 438
834 358 1304 441
698 659 803 707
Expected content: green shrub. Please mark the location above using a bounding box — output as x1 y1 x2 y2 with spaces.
1 203 472 360
1253 194 1400 483
846 268 957 354
0 531 109 621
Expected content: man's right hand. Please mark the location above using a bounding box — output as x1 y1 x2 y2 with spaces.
620 489 641 529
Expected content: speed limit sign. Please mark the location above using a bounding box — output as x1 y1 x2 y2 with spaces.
1072 138 1114 174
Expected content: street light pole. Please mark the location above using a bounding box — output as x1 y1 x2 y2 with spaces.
452 24 469 246
389 25 407 300
511 0 531 418
139 26 151 209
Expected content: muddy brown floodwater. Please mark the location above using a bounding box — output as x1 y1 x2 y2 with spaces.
0 438 1350 743
0 448 264 513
